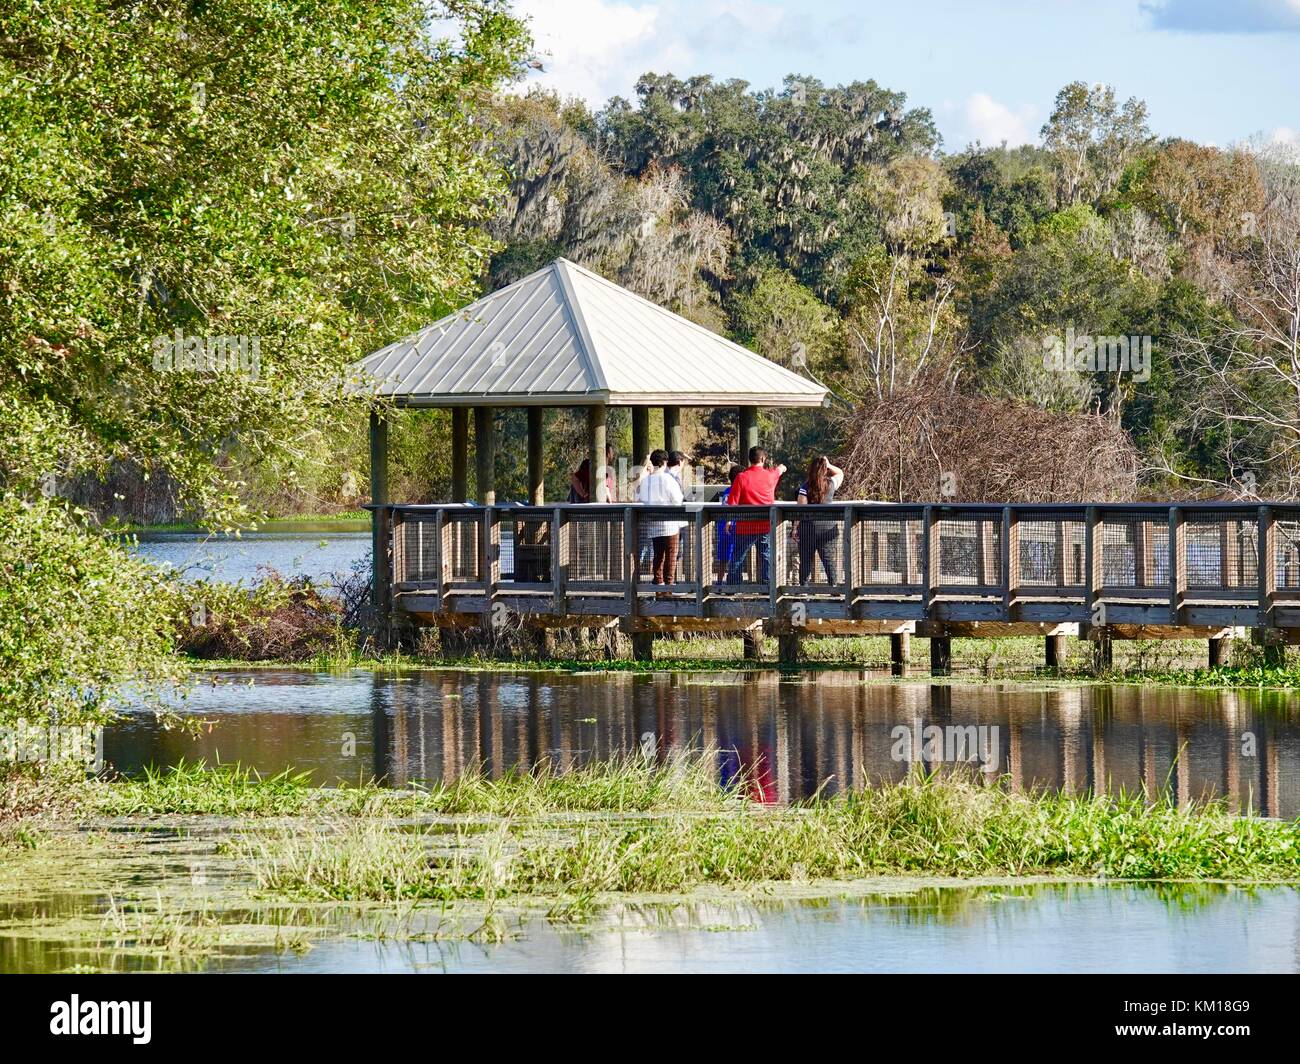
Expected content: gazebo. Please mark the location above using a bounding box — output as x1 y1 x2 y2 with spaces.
350 257 828 509
340 263 1291 675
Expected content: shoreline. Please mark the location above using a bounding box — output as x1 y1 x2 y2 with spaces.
121 513 370 536
178 651 1300 692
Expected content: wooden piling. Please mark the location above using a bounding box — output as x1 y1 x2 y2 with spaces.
930 636 951 677
890 632 910 675
778 632 801 664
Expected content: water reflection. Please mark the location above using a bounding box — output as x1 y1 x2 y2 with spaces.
108 670 1300 817
5 883 1297 974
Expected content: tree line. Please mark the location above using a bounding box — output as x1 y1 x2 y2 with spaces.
4 1 1299 727
476 74 1300 504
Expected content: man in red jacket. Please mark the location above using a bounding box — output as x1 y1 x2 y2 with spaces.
725 445 786 584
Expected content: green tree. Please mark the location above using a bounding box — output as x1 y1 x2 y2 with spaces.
1123 140 1264 249
596 73 939 293
0 0 529 727
1040 81 1151 207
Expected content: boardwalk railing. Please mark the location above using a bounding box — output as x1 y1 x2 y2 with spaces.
374 502 1300 631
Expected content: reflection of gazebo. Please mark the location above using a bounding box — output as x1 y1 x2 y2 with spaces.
349 257 828 509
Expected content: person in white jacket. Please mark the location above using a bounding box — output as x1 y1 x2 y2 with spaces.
636 449 686 591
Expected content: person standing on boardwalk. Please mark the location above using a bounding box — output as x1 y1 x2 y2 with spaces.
795 455 845 584
666 450 690 494
725 446 785 584
636 449 686 594
632 452 655 571
662 450 690 583
569 444 617 503
714 464 742 581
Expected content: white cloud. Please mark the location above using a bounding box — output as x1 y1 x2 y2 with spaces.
952 93 1037 148
511 0 823 106
1269 125 1300 147
513 0 677 104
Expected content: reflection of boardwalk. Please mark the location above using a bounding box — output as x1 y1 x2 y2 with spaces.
374 673 1300 818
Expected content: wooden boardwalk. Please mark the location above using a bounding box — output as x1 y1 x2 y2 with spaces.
371 501 1300 668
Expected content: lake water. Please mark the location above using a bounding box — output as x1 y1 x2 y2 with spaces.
4 881 1296 974
111 668 1300 816
82 532 1300 973
245 883 1300 973
131 529 370 585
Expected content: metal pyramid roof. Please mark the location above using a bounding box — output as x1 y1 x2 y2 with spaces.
348 258 827 407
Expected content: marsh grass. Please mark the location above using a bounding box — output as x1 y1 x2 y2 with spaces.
101 892 222 956
86 751 735 819
414 751 731 817
228 769 1300 907
93 760 324 817
73 758 1300 920
497 780 1300 893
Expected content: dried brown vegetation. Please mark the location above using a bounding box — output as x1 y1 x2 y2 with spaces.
840 387 1140 502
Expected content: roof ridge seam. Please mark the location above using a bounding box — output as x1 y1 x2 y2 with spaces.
554 259 608 394
561 259 817 387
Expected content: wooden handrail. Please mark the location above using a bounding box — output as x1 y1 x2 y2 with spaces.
377 502 1296 630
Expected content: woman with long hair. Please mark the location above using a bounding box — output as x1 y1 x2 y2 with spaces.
795 455 845 585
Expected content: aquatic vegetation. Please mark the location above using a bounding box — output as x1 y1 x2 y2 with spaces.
101 893 225 956
185 633 1291 688
6 759 1300 972
413 752 732 817
1102 662 1300 690
225 769 1300 904
92 761 324 817
176 573 350 663
86 752 736 819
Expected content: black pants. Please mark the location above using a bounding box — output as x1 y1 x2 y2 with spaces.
798 524 839 584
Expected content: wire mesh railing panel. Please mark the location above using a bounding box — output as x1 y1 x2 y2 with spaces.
394 513 439 583
499 511 553 586
785 508 845 589
1016 513 1085 588
704 506 772 589
565 512 627 586
937 514 1002 587
632 513 653 585
1184 512 1258 592
854 511 924 588
634 509 698 587
441 513 481 586
381 504 1299 613
1275 513 1300 591
1101 512 1168 590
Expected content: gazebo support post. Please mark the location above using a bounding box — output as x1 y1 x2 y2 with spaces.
368 409 391 646
589 404 609 503
451 407 469 503
632 407 649 468
474 406 495 505
527 407 544 505
663 405 682 456
739 405 759 460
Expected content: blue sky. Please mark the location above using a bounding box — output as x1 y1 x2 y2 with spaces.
514 0 1299 151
